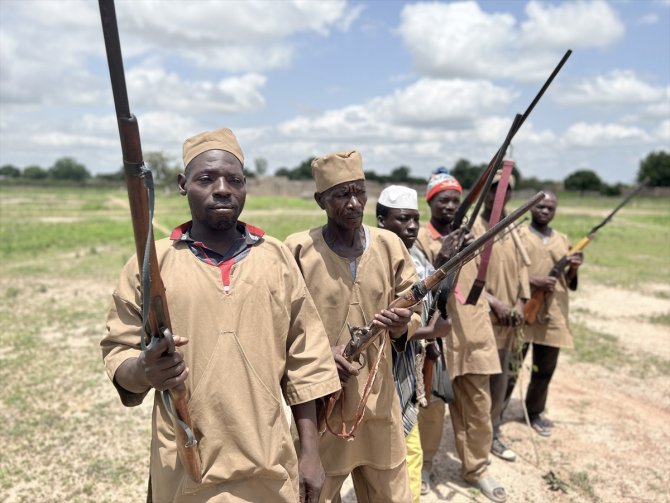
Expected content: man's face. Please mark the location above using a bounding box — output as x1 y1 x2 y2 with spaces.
531 194 557 227
484 183 511 212
316 179 367 231
178 149 246 232
378 207 420 249
429 189 461 226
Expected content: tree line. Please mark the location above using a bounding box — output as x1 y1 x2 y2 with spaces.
2 150 668 192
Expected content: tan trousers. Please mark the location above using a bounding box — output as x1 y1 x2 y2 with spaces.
449 374 493 484
319 461 412 503
417 397 446 473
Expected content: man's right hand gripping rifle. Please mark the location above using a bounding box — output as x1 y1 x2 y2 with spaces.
114 335 190 395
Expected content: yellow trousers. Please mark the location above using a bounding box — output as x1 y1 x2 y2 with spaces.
405 423 423 503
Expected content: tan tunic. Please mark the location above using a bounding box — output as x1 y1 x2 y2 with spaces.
284 226 422 476
416 225 500 379
520 224 574 348
472 216 531 350
102 230 341 502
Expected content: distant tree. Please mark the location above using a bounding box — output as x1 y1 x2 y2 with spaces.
599 183 623 196
95 168 124 182
510 162 522 187
23 165 48 180
144 151 180 185
243 167 256 179
275 167 290 178
388 166 411 183
449 159 482 189
364 170 385 183
0 164 21 178
49 157 90 181
254 157 268 177
564 169 602 194
637 150 670 187
288 158 314 180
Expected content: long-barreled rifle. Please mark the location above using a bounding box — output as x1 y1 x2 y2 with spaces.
98 0 202 483
432 49 573 315
524 181 648 324
322 191 546 440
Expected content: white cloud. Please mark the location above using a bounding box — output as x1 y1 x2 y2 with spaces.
555 70 666 106
636 13 659 25
398 0 624 81
126 67 266 114
520 0 624 50
564 122 650 147
279 78 516 139
116 0 359 72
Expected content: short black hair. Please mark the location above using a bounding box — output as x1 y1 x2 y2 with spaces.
376 202 390 219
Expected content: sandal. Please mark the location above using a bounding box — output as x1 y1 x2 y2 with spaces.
421 469 431 495
530 415 554 437
475 475 507 503
491 437 516 462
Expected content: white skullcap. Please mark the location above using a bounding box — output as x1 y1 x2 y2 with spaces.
378 185 418 210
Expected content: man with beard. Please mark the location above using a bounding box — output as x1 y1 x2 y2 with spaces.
285 151 422 503
101 128 340 503
471 170 530 465
415 169 506 503
376 185 452 503
519 191 582 437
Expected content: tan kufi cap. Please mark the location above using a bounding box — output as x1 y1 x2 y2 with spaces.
311 150 364 193
182 128 244 168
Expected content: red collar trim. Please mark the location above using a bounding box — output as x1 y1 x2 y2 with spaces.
426 221 442 240
170 221 266 242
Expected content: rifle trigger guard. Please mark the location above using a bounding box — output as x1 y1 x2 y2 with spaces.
353 354 366 370
162 327 175 354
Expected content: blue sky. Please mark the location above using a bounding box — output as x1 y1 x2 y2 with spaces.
1 0 668 183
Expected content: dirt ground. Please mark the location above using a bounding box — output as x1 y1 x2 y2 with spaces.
1 273 668 502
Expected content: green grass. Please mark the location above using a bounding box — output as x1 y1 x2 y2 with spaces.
648 312 670 325
569 322 670 377
569 471 601 502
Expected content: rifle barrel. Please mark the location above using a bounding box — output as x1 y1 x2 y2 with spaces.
99 0 131 119
453 49 572 229
589 181 647 235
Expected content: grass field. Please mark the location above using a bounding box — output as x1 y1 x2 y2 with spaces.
0 184 668 502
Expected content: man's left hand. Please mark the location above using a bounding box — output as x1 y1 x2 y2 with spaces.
373 307 413 339
298 450 325 503
567 251 583 269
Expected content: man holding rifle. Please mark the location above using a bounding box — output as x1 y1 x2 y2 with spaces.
519 191 582 437
102 128 341 502
472 170 530 463
285 151 422 503
416 170 507 503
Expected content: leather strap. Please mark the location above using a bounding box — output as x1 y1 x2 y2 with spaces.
465 160 514 305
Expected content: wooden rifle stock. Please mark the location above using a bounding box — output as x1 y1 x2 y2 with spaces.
98 0 201 483
524 181 647 324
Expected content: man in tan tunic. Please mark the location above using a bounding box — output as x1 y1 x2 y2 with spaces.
102 128 341 503
471 171 530 463
415 170 507 503
285 151 422 503
519 191 582 436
